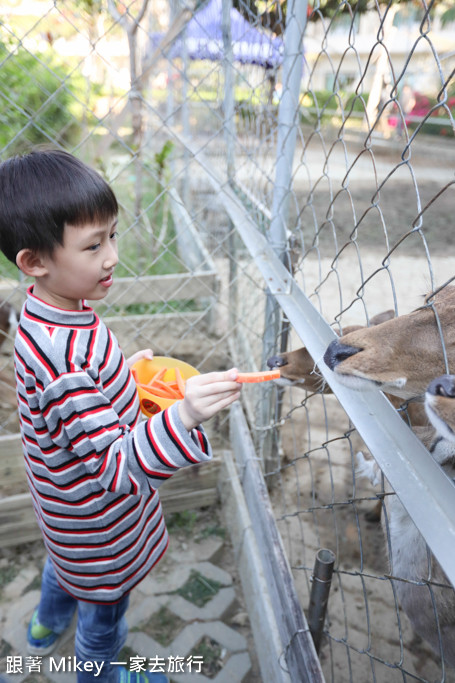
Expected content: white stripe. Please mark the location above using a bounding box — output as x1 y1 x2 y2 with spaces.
53 533 168 598
150 413 181 468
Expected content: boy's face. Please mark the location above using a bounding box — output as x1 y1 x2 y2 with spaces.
33 217 119 311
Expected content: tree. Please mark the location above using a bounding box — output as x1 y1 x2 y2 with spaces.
107 0 152 266
233 0 447 32
233 0 452 136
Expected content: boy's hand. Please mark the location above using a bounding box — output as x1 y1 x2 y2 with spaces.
126 348 153 368
178 368 241 431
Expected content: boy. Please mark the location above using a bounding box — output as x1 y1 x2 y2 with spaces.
0 149 241 683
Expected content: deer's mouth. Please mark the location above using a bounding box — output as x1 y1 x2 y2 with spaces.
425 398 455 444
323 365 382 391
267 354 319 387
425 377 455 444
323 339 409 396
323 363 409 397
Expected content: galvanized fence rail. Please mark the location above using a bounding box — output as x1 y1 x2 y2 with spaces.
0 0 455 681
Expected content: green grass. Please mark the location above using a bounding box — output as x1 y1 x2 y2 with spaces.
176 569 224 608
197 524 226 541
189 635 224 677
133 605 185 646
166 510 198 534
0 252 20 281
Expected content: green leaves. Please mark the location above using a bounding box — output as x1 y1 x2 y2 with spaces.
0 43 84 154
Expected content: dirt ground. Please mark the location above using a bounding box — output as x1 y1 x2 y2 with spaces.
302 179 455 258
268 239 455 682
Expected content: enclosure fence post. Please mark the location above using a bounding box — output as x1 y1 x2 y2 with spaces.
181 10 191 209
308 548 336 653
261 0 307 475
222 0 238 337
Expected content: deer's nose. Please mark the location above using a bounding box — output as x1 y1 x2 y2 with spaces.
323 340 362 370
427 375 455 398
267 355 288 369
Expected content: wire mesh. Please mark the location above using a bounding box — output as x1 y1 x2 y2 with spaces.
0 0 455 681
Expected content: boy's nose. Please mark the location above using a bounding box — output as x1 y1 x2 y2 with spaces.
104 243 118 268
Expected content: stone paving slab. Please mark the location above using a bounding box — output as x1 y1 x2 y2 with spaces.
0 515 256 682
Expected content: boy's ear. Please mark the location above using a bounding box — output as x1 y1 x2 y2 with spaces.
16 249 49 277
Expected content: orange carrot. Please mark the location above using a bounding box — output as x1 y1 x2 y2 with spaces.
236 369 281 383
152 379 181 399
146 379 180 399
147 366 167 385
135 364 187 401
174 367 186 397
143 384 174 399
138 382 155 391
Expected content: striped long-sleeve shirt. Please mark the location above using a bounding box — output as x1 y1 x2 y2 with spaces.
14 287 212 603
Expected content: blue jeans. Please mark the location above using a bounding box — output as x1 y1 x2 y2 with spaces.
37 556 129 683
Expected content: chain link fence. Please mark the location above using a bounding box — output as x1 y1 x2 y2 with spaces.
1 0 455 681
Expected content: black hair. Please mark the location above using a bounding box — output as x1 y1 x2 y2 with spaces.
0 149 118 264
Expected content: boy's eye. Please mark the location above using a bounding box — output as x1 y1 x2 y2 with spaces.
110 231 118 240
88 243 100 251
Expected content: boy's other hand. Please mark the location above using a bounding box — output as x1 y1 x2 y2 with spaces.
126 348 153 368
178 369 241 431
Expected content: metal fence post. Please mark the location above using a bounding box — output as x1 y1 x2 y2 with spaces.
261 0 307 475
222 0 238 337
308 548 336 653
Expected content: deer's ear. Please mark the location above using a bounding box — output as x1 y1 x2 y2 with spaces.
16 249 49 277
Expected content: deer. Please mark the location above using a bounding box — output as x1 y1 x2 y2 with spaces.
322 287 455 401
267 309 396 392
425 374 455 442
267 308 428 521
315 286 455 665
354 374 455 667
267 308 426 423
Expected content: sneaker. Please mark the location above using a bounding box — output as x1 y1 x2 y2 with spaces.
27 607 64 656
118 667 169 683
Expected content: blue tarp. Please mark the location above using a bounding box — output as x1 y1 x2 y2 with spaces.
150 0 283 69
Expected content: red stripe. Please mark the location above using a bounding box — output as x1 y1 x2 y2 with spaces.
17 327 57 380
104 358 124 389
164 409 199 463
27 473 112 509
146 418 177 469
117 385 138 418
52 525 168 588
23 291 99 330
15 349 45 391
42 386 100 416
25 446 107 472
99 331 114 373
35 492 135 521
50 405 115 437
111 452 122 491
112 375 134 402
24 436 60 456
196 429 205 451
55 524 166 579
41 493 160 542
68 330 77 372
29 464 121 491
85 329 97 370
51 537 170 604
128 475 139 495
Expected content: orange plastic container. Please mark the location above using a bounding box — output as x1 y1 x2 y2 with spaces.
132 356 200 417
